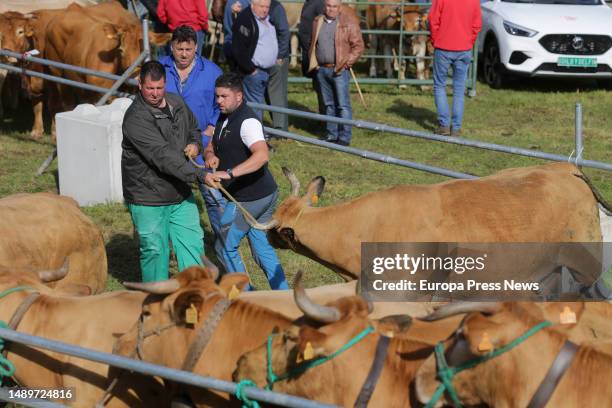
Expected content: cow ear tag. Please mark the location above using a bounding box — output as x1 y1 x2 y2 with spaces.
228 284 240 300
560 306 577 325
185 303 198 325
311 195 318 205
303 342 315 360
478 333 493 352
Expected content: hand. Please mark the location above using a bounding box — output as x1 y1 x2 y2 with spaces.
212 170 232 181
183 143 199 158
204 153 220 169
276 58 284 66
204 125 215 137
204 172 221 188
251 68 258 76
231 1 242 13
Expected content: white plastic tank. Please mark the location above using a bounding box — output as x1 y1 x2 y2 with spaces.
56 98 132 206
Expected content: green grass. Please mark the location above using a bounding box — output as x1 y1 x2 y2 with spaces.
1 78 611 291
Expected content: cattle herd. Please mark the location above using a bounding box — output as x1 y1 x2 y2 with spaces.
0 161 611 407
1 1 611 407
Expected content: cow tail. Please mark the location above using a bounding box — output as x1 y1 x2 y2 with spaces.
575 173 612 215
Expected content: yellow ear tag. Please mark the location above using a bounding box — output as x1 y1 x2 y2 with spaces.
303 342 315 361
478 333 493 352
311 195 318 205
185 303 198 325
560 306 577 325
228 284 240 300
385 331 395 338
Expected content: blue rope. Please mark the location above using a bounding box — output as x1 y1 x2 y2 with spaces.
235 379 260 408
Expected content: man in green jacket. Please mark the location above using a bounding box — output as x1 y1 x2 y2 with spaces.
122 60 207 282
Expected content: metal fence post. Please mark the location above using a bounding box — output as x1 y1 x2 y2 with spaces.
143 18 151 62
468 39 478 98
397 0 405 87
575 102 583 168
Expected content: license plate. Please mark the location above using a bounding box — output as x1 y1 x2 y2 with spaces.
557 57 597 68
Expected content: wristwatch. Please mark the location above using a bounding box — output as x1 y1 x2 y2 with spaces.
226 168 234 179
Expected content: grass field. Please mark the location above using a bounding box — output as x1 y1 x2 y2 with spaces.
1 77 611 291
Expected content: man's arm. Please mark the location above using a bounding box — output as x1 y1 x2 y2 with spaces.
271 1 290 59
122 114 205 183
298 0 324 51
231 11 257 74
346 13 365 68
195 0 209 31
428 0 442 45
210 140 269 183
156 0 167 24
472 1 482 45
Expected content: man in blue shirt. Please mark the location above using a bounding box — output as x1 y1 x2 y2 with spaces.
159 25 227 238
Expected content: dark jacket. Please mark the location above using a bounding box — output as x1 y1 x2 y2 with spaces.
227 2 289 73
298 0 324 76
212 102 277 202
121 92 206 205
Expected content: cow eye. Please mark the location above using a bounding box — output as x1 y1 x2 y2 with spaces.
16 28 25 35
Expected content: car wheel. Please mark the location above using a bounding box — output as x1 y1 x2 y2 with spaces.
483 39 507 89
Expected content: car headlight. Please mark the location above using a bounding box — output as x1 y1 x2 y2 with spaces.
503 21 538 37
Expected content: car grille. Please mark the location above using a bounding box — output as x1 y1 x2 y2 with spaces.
536 63 612 74
539 34 612 55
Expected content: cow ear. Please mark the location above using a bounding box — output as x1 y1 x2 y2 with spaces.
296 327 327 361
303 176 325 206
149 32 172 46
172 289 205 325
218 273 250 296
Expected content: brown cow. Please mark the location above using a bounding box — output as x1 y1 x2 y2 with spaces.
253 163 607 284
0 263 167 407
415 301 612 408
232 272 460 407
114 265 295 407
0 192 107 293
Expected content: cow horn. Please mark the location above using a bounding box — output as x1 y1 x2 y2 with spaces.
201 255 219 281
293 270 341 323
282 167 300 196
38 258 70 282
419 302 502 321
246 218 279 231
123 279 180 294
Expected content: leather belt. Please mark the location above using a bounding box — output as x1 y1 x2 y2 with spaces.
321 63 335 68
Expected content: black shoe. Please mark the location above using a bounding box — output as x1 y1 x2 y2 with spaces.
435 126 451 136
336 140 350 146
326 138 338 143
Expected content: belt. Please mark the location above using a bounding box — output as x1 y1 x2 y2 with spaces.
321 63 335 68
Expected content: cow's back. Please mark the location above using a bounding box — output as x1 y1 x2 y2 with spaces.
0 192 108 293
364 162 602 242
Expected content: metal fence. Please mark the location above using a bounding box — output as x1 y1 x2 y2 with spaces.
206 0 477 92
0 327 338 408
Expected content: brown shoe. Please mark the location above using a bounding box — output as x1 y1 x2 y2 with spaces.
435 126 451 136
451 129 461 137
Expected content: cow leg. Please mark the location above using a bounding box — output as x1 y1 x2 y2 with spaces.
29 77 45 139
290 33 299 68
369 34 378 77
0 68 6 119
384 41 394 79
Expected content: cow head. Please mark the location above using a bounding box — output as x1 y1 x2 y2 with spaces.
0 12 35 63
233 270 374 391
105 23 171 75
415 302 570 408
251 167 325 249
113 257 250 366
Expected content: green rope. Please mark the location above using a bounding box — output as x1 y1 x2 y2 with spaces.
0 286 33 300
0 285 34 386
266 326 375 390
0 321 16 384
235 379 261 408
425 320 553 408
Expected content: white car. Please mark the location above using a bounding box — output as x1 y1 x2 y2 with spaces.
478 0 612 88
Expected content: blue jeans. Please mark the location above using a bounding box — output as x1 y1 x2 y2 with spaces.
198 183 227 238
195 30 206 56
315 67 352 144
242 68 270 120
433 49 472 131
215 190 288 290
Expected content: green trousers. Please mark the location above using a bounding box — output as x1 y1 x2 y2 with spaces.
128 196 204 282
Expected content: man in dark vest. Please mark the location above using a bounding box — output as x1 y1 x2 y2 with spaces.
203 73 288 290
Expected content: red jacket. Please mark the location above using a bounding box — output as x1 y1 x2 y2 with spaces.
428 0 482 51
157 0 209 32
